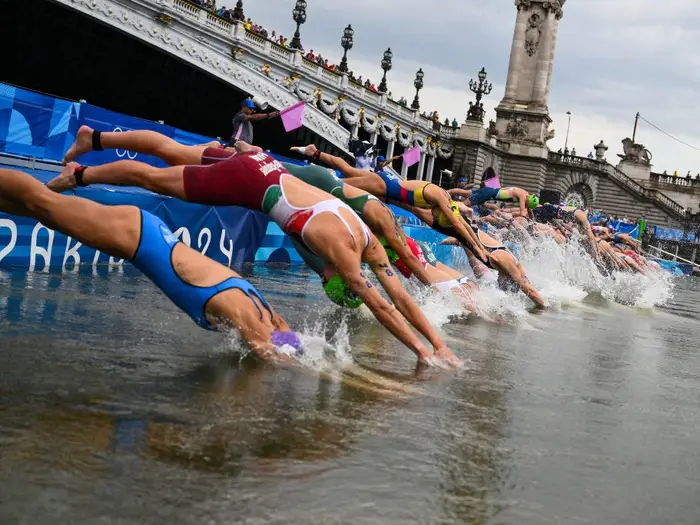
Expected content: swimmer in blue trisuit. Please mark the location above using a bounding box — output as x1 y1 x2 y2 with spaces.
448 168 537 218
0 168 303 362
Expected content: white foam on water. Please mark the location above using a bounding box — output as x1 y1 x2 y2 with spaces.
490 227 675 309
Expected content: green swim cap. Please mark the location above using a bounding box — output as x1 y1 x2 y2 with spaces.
379 237 399 264
323 275 363 309
528 194 540 209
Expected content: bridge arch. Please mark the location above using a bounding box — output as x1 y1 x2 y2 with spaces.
559 170 598 208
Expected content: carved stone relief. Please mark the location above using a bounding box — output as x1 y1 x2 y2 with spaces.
525 13 543 56
505 116 529 142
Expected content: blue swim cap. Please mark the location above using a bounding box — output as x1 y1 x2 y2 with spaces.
271 330 304 357
242 99 256 109
458 178 467 183
376 155 386 164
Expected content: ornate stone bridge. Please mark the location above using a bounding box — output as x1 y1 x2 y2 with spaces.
49 0 456 180
44 0 694 226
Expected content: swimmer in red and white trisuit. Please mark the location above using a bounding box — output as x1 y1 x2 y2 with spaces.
48 135 461 367
0 168 300 363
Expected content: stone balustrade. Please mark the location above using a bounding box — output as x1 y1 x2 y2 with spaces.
548 152 688 219
651 173 700 189
163 0 446 139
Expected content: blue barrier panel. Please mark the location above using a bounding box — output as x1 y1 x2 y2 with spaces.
0 168 271 269
0 83 81 162
0 82 464 271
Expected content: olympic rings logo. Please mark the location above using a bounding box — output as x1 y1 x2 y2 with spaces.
112 127 138 160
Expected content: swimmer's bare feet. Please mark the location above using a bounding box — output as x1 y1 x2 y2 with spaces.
46 162 80 193
233 141 263 154
62 125 94 165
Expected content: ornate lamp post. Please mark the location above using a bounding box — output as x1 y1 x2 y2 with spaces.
290 0 307 51
411 68 424 110
378 47 393 94
338 24 354 74
232 0 244 21
466 67 493 122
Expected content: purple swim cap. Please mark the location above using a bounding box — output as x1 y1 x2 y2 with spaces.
271 331 304 356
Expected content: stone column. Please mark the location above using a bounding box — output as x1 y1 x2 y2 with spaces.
371 131 378 145
532 10 555 106
426 155 436 184
351 123 359 140
400 159 409 179
386 139 396 159
544 12 562 103
503 5 529 102
416 152 426 181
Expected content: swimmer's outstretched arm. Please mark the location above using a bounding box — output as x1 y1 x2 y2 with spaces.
447 188 471 199
515 189 528 218
361 240 462 368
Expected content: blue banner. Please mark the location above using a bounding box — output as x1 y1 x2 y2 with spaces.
0 81 462 271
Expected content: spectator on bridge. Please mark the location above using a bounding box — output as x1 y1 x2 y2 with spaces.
444 118 450 127
587 152 594 159
452 118 459 128
228 98 280 146
571 147 577 157
673 170 679 177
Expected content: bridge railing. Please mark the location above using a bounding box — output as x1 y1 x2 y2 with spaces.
650 172 700 188
548 152 688 220
161 0 433 131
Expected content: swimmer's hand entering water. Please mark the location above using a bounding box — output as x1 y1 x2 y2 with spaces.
433 347 464 368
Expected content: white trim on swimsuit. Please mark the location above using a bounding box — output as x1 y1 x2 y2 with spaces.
270 174 371 254
434 279 460 294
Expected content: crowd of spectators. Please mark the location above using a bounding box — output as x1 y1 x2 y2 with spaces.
185 0 461 112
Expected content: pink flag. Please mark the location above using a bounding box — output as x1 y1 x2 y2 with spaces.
402 146 421 167
280 101 305 132
484 176 501 189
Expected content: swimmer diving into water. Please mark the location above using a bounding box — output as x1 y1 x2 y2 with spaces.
59 127 433 290
49 131 461 367
292 144 491 266
0 168 301 362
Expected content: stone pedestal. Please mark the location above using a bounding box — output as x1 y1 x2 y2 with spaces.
458 120 486 142
617 160 651 181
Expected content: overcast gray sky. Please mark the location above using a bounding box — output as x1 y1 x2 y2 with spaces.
243 0 700 174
